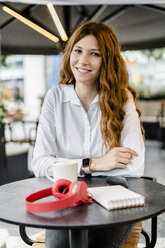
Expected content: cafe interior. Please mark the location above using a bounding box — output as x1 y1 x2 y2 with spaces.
0 0 165 247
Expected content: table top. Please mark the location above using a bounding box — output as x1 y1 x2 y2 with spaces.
0 177 165 230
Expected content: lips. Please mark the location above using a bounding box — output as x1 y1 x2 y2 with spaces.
75 67 92 73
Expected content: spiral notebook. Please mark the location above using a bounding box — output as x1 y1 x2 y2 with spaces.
88 185 145 210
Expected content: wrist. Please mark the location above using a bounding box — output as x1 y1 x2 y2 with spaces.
90 157 109 172
90 158 100 172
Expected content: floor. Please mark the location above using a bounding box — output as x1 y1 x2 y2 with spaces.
0 140 165 247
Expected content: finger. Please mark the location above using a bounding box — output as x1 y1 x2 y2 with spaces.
117 147 138 156
119 152 132 159
118 157 130 165
116 162 127 169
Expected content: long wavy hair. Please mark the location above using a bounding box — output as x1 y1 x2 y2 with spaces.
59 21 141 152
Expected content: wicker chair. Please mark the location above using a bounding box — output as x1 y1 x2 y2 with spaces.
32 232 45 248
32 244 45 248
122 222 142 248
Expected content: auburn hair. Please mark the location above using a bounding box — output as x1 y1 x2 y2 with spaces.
59 21 141 152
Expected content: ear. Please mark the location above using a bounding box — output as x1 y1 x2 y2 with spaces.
52 179 72 199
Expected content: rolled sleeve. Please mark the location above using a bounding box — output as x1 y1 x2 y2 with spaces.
120 92 145 177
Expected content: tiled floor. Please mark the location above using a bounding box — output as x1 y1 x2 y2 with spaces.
0 140 165 247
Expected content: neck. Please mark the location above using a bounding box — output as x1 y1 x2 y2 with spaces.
75 83 98 112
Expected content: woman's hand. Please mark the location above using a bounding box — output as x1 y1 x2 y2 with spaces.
90 147 138 172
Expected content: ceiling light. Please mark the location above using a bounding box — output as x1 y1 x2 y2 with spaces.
2 6 59 43
47 3 68 42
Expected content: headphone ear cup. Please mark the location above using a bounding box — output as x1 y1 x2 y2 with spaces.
68 181 88 202
79 181 88 202
52 179 72 199
68 181 79 196
66 181 82 207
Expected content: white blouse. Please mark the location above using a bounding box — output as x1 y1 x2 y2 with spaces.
31 84 144 178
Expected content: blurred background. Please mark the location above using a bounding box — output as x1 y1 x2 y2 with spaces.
0 1 165 247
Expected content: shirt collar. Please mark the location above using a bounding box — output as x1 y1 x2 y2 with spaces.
63 84 81 105
62 84 99 106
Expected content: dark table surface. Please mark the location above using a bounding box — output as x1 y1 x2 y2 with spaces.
0 177 165 230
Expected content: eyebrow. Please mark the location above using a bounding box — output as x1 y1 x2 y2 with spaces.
74 45 100 52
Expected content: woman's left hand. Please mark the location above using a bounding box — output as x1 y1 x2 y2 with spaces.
90 147 138 172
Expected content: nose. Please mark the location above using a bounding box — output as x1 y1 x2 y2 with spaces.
79 52 90 65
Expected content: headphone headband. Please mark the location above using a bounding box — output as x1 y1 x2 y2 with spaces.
25 179 89 213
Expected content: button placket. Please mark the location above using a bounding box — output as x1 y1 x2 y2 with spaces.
82 108 91 158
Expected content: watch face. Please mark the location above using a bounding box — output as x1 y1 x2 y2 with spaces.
82 158 91 175
83 158 90 167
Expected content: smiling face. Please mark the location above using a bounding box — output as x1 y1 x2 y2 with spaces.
70 35 102 88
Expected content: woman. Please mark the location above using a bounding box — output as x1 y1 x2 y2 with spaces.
32 21 144 248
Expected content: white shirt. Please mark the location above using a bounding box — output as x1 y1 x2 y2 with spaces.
32 84 144 178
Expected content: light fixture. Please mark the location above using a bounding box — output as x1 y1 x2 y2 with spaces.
2 6 59 43
47 3 68 42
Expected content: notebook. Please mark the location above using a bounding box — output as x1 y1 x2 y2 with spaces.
88 185 145 210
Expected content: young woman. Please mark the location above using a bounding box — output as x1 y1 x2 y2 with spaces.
32 21 144 248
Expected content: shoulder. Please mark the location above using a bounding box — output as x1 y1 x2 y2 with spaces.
47 84 68 95
123 89 136 112
46 84 72 101
126 89 134 100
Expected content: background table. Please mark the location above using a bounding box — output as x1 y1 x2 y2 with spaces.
0 177 165 248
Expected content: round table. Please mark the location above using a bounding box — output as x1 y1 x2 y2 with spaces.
0 177 165 248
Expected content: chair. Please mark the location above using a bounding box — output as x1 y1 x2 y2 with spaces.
32 243 45 248
122 222 142 248
32 232 45 248
5 119 38 145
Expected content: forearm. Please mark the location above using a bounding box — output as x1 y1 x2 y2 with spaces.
90 155 144 178
32 153 83 177
89 147 144 178
32 155 56 177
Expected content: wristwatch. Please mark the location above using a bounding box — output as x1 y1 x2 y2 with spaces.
80 158 92 175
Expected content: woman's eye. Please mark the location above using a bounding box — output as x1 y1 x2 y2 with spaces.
74 49 82 54
91 52 101 57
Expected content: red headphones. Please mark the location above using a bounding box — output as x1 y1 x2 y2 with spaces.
25 179 89 213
